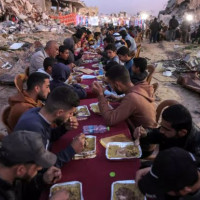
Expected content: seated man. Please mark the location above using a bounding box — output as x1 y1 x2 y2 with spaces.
137 147 200 200
37 57 56 80
56 45 70 66
105 44 121 64
0 130 68 200
92 64 156 129
30 40 59 74
3 72 50 133
134 104 200 158
117 46 134 79
14 86 86 168
131 57 148 84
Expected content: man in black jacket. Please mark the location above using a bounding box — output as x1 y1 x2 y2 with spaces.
14 86 86 168
150 18 160 43
0 130 68 200
134 104 200 158
169 16 179 41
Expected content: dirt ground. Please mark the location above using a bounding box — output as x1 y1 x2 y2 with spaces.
0 35 199 135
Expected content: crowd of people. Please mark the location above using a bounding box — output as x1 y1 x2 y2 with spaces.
0 24 199 200
147 15 200 44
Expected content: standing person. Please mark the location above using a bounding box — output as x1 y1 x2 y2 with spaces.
169 15 179 41
14 86 86 168
0 130 68 200
150 18 160 43
30 41 59 74
180 20 190 43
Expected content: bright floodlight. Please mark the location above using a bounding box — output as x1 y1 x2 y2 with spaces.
186 14 193 22
141 13 148 20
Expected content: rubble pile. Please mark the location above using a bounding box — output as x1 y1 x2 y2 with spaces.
0 0 67 34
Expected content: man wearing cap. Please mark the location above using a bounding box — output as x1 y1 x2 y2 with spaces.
14 86 86 168
136 147 200 200
0 130 69 200
134 104 200 158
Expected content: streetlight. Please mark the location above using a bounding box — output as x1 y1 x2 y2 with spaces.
141 13 149 20
186 14 193 22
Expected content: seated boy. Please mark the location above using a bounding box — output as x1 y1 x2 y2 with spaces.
131 57 148 84
105 44 120 64
117 46 134 79
37 57 56 80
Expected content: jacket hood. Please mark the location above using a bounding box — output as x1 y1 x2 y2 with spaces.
8 91 40 107
130 81 155 102
63 38 74 52
52 63 71 82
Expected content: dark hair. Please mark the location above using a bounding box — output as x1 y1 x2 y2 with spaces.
43 57 56 71
73 36 80 44
103 36 115 44
119 30 127 39
126 40 131 48
86 30 92 35
94 32 101 38
45 86 80 113
162 104 192 133
104 61 118 72
106 64 130 84
133 57 147 73
105 44 117 52
27 72 49 91
59 45 69 53
117 46 130 56
74 29 84 39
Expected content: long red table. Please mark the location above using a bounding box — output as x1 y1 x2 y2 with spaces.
40 98 140 200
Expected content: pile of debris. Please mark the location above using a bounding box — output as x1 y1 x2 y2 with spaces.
0 0 66 34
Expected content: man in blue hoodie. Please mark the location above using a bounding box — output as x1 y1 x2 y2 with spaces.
14 86 86 168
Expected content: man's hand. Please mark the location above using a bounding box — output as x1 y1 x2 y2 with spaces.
69 63 76 71
43 166 62 185
135 167 151 185
96 48 102 54
49 190 69 200
133 126 147 139
71 133 85 154
92 81 104 96
65 116 79 130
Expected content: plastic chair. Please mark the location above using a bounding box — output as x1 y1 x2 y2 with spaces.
2 106 12 134
146 65 155 85
135 44 141 58
14 73 28 93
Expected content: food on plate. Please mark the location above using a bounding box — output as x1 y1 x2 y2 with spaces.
96 75 104 81
75 106 90 117
108 145 139 158
78 84 89 89
83 137 95 152
51 183 81 200
113 183 144 200
90 103 100 114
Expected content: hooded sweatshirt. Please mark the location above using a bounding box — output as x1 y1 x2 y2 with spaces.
5 91 42 132
50 63 87 99
98 81 157 129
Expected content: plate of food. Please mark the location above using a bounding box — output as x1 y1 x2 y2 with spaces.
78 84 89 89
96 75 104 81
75 135 96 158
90 103 100 114
106 142 142 160
75 105 90 118
72 72 83 77
50 181 84 200
111 180 146 200
92 63 99 68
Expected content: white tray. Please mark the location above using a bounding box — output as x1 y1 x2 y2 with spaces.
76 105 90 117
49 181 84 200
111 180 146 200
106 142 142 160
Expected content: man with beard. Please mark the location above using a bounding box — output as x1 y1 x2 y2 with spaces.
14 86 85 168
134 104 200 158
0 130 69 200
3 72 50 133
92 64 156 129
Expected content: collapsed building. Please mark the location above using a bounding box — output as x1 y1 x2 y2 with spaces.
160 0 200 23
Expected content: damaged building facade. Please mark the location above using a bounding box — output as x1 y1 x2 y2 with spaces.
160 0 200 23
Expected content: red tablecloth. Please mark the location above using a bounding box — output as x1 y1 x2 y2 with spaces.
40 98 140 200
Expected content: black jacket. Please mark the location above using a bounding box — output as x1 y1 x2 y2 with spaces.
0 174 46 200
140 124 200 158
169 18 179 29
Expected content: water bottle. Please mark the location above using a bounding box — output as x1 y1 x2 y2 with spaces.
83 125 110 134
98 62 104 75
